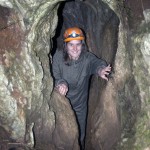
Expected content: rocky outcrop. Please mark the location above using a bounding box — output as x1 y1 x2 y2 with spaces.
0 1 78 149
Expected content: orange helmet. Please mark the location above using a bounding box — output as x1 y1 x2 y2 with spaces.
63 27 85 42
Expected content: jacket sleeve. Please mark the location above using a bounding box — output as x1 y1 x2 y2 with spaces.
89 52 107 75
52 50 68 87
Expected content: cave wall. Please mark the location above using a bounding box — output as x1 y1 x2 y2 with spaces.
0 0 150 150
100 0 150 149
0 0 79 149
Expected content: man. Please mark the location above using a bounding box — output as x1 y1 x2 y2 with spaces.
52 27 111 149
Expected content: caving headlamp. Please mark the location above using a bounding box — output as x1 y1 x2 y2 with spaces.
64 27 85 42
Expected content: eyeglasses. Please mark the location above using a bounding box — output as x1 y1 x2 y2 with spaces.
68 32 80 38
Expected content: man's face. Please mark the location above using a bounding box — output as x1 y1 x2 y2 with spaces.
66 40 82 60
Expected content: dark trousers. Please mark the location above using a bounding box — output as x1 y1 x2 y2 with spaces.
74 106 87 149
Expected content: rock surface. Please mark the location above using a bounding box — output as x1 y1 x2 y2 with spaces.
0 0 79 149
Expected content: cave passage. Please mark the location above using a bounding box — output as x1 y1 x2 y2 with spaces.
52 1 120 149
0 0 149 149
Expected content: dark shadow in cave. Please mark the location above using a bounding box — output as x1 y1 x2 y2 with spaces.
51 0 119 149
51 2 66 56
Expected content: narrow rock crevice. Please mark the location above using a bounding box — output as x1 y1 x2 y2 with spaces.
52 1 120 149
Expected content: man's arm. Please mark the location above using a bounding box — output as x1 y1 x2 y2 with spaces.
52 51 68 95
89 52 111 80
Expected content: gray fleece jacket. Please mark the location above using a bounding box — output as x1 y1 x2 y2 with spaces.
52 50 107 111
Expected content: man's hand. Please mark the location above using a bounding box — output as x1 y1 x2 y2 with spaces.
56 83 68 96
98 64 111 81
